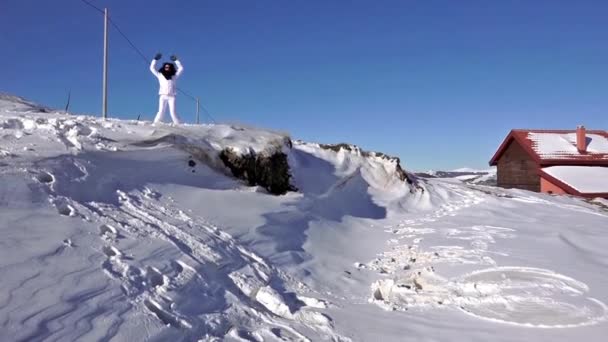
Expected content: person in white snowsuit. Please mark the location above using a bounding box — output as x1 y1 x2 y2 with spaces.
150 53 184 124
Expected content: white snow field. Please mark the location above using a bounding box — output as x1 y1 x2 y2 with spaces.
1 94 608 341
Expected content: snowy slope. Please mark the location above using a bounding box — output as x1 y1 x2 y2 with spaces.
451 167 496 173
1 95 608 341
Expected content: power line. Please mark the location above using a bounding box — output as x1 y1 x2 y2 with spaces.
177 88 196 101
177 87 217 124
78 0 218 124
177 89 217 124
198 101 218 124
79 0 104 14
108 19 149 65
80 1 147 64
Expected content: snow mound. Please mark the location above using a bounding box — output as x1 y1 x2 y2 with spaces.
0 96 353 341
291 141 420 209
3 94 608 341
0 93 52 113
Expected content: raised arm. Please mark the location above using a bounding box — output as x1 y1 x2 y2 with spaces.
150 59 159 76
150 53 162 76
170 55 184 78
175 59 184 78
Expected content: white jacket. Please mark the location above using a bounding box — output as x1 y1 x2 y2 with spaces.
150 59 184 96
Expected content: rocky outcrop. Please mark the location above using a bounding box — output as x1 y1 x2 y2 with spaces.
135 132 297 195
219 147 297 195
319 143 414 185
151 134 416 196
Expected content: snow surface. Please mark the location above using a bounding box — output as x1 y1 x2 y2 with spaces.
468 171 497 184
451 167 496 173
1 95 608 341
542 166 608 193
529 132 608 159
423 168 497 185
454 172 497 184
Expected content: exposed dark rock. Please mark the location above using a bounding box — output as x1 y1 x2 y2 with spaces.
319 143 356 153
139 133 297 195
182 136 418 196
373 288 384 301
219 147 297 195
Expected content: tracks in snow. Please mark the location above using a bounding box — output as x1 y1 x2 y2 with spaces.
368 181 608 328
30 160 348 341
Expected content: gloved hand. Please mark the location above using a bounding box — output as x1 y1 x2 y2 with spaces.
170 55 178 61
154 53 162 60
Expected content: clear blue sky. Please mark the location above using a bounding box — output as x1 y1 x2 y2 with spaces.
2 0 607 170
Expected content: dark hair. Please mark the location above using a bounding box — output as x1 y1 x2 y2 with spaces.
159 63 177 80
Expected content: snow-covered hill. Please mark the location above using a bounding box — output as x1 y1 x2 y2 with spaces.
1 95 608 341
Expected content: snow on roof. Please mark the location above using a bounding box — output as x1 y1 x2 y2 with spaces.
542 166 608 193
528 132 608 159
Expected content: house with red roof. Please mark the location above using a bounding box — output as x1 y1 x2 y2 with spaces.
489 126 608 199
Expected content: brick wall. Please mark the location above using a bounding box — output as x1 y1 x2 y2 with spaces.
497 141 540 192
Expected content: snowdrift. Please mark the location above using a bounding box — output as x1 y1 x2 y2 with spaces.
2 94 608 342
0 95 418 341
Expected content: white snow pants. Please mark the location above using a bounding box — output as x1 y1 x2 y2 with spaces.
154 95 181 124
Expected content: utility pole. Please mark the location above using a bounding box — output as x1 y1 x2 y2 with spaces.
196 97 200 124
102 8 109 119
64 90 71 113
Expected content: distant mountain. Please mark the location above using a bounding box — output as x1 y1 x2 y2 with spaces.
416 167 497 186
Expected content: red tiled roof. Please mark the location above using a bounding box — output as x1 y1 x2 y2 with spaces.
489 129 608 166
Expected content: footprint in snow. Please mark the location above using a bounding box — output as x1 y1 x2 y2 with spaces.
143 187 161 199
228 329 261 342
0 118 25 129
35 171 54 184
52 198 76 217
145 266 165 288
270 327 303 341
102 245 121 258
144 298 191 329
99 224 123 240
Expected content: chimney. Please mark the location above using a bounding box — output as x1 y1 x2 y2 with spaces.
576 125 587 153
